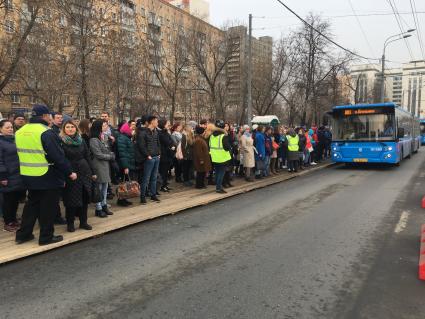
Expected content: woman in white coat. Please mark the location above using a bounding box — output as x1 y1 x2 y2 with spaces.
240 125 255 182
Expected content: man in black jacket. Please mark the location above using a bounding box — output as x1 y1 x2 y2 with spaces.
137 115 161 204
15 105 75 246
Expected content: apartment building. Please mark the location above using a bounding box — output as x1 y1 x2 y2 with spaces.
349 61 425 118
163 0 209 22
226 26 273 115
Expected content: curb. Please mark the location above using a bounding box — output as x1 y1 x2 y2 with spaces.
0 162 334 265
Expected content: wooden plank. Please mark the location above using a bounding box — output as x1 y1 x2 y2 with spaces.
0 163 333 264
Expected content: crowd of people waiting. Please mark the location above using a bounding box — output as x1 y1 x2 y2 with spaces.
0 104 332 246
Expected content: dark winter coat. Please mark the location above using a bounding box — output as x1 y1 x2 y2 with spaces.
0 135 24 193
136 127 161 160
117 133 136 171
62 139 94 207
158 129 175 164
264 134 273 156
21 119 73 190
193 136 212 172
298 134 307 152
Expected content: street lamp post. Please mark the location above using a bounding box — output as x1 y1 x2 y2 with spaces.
381 30 415 103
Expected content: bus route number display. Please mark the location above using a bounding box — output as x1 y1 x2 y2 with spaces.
344 109 378 116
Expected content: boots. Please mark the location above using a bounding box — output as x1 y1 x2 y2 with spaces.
102 205 113 215
95 209 107 218
67 222 75 233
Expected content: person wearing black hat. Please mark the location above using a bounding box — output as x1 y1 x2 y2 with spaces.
15 104 75 246
209 120 232 194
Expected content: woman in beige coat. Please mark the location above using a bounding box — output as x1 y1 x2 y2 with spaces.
240 125 255 182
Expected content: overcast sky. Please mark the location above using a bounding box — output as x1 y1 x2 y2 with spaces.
209 0 425 68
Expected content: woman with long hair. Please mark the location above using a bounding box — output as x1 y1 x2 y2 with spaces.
171 122 183 183
78 118 91 147
181 124 194 187
89 120 115 218
61 120 96 232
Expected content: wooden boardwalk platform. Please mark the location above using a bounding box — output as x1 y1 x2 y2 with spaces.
0 163 332 265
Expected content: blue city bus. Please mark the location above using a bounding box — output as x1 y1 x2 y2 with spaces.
330 103 420 165
420 119 425 145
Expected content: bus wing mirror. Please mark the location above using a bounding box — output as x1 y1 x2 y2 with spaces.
397 128 405 139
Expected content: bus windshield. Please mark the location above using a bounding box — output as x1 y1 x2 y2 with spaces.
333 113 395 141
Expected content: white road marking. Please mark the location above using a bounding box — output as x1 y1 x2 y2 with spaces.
394 211 410 234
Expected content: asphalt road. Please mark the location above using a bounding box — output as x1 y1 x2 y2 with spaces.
1 151 425 319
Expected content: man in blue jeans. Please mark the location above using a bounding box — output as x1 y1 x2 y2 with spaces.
137 116 161 204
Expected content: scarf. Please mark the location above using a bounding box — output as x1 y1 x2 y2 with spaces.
62 133 82 147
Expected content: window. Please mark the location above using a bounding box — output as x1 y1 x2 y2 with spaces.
4 20 14 33
30 95 37 104
140 7 145 17
43 8 52 20
11 92 20 104
5 0 13 10
59 15 67 27
63 94 70 106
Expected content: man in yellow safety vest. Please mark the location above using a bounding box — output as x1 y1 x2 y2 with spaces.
15 105 76 246
209 120 232 194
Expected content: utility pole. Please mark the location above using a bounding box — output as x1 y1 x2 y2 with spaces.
381 53 385 103
247 13 253 126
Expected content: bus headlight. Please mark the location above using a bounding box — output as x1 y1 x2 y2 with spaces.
388 146 393 151
387 154 392 158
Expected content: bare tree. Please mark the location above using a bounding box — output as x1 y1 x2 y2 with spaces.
55 0 116 118
187 21 239 119
148 19 191 122
0 0 46 93
252 36 299 117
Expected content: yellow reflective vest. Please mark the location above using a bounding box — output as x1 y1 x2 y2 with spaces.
15 123 50 176
209 134 232 164
287 134 300 152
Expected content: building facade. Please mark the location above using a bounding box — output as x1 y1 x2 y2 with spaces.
349 61 425 118
163 0 209 22
227 26 273 118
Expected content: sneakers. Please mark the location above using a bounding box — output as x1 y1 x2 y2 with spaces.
311 162 318 165
216 189 227 194
4 222 19 232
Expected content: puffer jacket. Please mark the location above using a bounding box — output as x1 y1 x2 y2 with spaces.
117 131 136 171
0 135 24 192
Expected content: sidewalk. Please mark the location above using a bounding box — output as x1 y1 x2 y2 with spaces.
0 162 333 265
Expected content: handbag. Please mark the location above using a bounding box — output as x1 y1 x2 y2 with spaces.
91 182 102 203
272 141 279 150
116 175 141 200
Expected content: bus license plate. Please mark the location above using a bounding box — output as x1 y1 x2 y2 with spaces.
353 158 368 163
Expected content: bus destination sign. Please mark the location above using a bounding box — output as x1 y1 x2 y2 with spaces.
344 109 378 116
